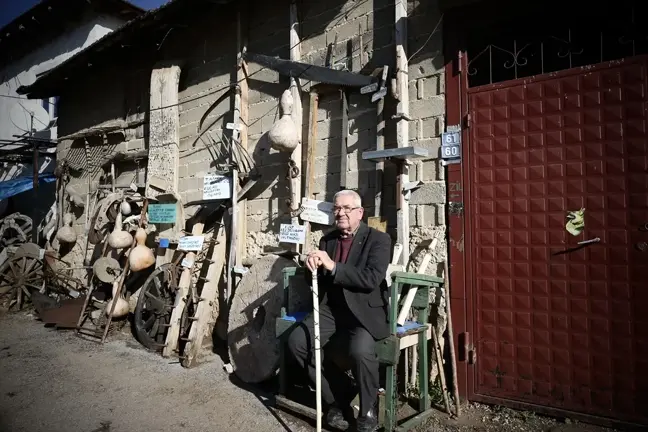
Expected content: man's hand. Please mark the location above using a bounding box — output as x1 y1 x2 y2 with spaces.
306 250 335 273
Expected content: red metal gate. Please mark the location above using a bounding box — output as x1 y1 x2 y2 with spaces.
464 57 648 423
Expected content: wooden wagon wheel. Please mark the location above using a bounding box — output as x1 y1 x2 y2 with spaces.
0 213 33 249
0 253 44 311
133 263 181 351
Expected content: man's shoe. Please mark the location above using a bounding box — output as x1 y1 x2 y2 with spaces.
325 405 350 430
355 408 378 432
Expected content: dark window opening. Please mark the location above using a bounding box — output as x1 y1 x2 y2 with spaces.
464 0 648 87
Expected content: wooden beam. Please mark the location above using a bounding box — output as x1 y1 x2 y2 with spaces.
181 220 227 368
163 223 204 358
237 10 249 266
395 1 410 266
289 0 303 254
340 91 348 189
303 90 318 253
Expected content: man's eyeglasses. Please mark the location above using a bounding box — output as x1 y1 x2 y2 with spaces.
333 206 361 214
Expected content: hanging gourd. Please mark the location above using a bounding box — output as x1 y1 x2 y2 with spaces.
107 212 133 249
129 228 155 272
120 199 132 216
105 280 129 318
56 213 77 244
268 89 299 153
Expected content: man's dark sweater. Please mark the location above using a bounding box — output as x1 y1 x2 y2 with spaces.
328 235 354 315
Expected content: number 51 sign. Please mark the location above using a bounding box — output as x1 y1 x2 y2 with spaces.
441 130 461 160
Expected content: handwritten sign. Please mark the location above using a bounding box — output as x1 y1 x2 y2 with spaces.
179 235 205 251
279 224 306 244
148 204 177 223
299 198 334 225
203 174 231 200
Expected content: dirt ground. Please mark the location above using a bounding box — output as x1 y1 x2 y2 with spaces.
0 312 620 432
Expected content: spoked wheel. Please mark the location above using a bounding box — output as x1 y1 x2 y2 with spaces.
0 254 44 311
134 263 181 351
0 213 33 249
178 285 198 353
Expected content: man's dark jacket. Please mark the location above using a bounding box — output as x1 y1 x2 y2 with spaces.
309 222 392 341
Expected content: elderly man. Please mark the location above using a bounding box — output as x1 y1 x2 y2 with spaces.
287 189 391 432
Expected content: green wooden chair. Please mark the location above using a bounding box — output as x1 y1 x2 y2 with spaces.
275 267 444 431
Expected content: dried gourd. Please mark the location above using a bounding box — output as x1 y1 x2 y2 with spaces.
129 228 155 272
268 89 299 152
108 212 133 249
56 213 77 244
105 280 129 318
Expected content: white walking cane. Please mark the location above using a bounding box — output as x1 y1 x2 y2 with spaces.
311 269 322 432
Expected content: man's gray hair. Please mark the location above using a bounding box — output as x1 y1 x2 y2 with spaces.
333 189 362 208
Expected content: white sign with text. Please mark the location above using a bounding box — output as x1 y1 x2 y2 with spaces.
279 224 307 244
203 175 231 200
299 198 334 225
179 235 205 251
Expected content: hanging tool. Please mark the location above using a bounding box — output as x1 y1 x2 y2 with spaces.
432 324 452 415
396 238 438 325
443 260 461 417
244 52 373 88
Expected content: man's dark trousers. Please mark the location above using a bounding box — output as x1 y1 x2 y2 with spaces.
286 302 379 415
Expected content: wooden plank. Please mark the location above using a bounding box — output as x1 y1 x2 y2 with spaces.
340 91 348 189
289 0 303 255
146 65 181 200
303 91 318 253
181 219 227 367
375 73 385 217
275 395 317 419
163 223 204 357
395 1 410 267
237 32 249 266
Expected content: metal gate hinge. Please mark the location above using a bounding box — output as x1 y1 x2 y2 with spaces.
463 113 471 128
449 201 464 216
468 346 477 365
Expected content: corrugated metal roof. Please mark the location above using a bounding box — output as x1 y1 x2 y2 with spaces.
18 0 236 98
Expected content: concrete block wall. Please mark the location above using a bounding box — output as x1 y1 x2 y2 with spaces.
404 0 446 281
54 0 447 275
158 0 446 262
54 68 149 276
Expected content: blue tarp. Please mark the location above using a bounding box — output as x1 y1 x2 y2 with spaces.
0 174 56 201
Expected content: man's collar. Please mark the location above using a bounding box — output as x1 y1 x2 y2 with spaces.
339 223 361 239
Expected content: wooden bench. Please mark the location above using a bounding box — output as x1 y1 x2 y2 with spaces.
275 267 444 431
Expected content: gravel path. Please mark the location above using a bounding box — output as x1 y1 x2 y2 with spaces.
0 313 623 432
0 313 307 432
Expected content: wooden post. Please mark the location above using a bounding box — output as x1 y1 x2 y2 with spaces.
303 91 318 253
31 140 38 243
289 0 303 254
237 9 249 266
395 0 410 266
163 223 204 358
340 91 348 189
